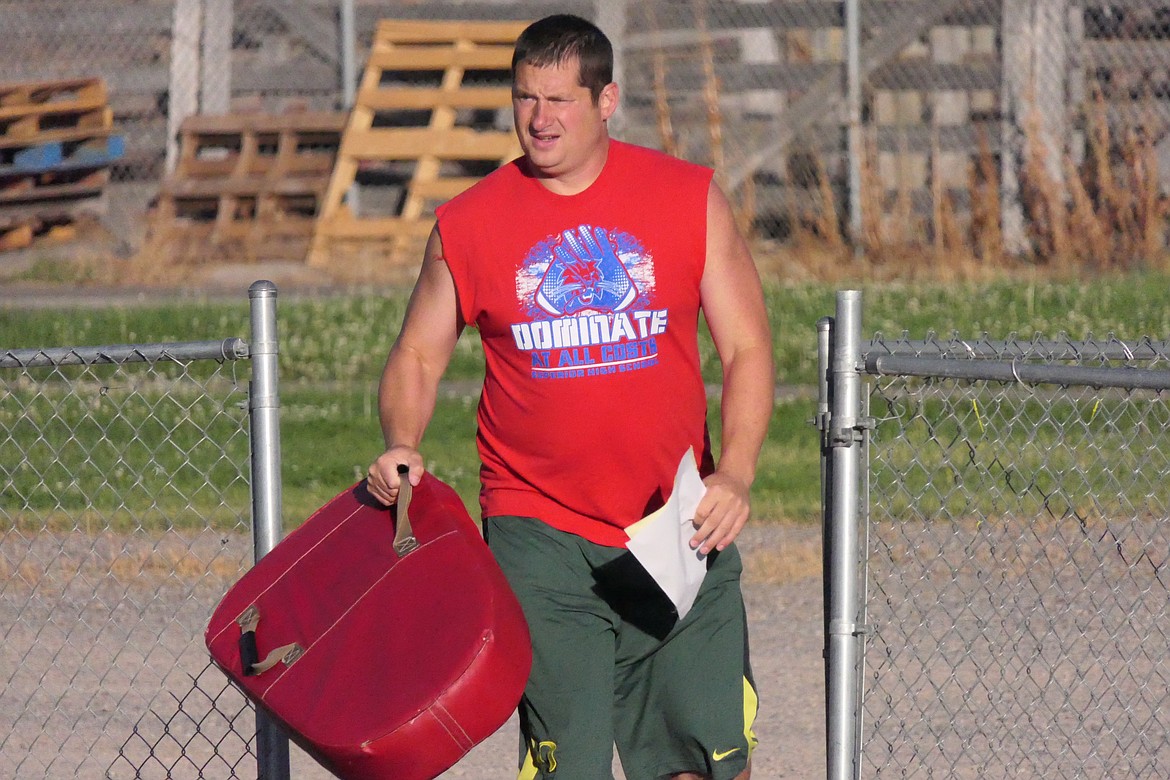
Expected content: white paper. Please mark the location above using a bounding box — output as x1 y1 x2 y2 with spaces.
625 448 708 620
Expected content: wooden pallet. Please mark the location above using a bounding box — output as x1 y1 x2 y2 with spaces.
0 78 119 253
147 111 346 262
309 19 528 270
0 77 113 142
0 221 33 251
0 135 123 209
0 135 124 175
0 169 110 206
0 208 97 252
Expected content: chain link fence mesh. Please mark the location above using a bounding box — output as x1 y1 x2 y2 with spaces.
0 345 257 777
1 1 1168 262
859 335 1170 777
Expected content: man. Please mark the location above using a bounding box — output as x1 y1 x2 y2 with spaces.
367 14 774 780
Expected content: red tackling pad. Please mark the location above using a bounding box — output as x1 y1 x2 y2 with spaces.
205 474 531 780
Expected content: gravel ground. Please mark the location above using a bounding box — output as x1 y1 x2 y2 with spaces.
11 513 1170 778
1 523 826 779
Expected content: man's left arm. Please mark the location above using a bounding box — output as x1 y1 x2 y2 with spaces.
690 180 776 554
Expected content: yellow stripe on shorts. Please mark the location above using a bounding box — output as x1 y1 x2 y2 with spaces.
518 738 558 779
744 676 760 756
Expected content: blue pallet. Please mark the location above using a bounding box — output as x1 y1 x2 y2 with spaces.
11 143 62 168
0 135 124 178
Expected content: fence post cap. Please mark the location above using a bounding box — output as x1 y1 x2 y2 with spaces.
248 280 278 298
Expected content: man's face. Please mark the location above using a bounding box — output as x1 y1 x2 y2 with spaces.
512 57 617 188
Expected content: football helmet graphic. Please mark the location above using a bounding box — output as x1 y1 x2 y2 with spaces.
536 225 638 316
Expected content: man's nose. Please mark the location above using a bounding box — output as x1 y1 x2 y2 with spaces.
531 100 552 127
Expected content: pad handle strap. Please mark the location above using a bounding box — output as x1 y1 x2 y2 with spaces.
392 464 419 556
236 605 303 676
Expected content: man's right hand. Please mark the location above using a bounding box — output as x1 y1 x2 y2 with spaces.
367 446 425 506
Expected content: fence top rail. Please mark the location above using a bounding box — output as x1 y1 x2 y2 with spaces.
865 353 1170 391
864 335 1170 363
0 338 249 369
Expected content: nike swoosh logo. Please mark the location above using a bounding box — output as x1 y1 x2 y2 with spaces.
713 747 741 761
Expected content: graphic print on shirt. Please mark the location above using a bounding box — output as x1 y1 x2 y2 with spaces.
512 224 666 380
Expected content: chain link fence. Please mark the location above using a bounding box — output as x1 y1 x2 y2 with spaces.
0 293 282 776
821 291 1170 777
2 0 1168 263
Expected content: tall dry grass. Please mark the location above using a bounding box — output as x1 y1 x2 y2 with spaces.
647 3 756 239
1016 90 1169 270
763 89 1170 283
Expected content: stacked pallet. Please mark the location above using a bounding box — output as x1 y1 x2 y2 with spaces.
0 77 123 251
309 19 528 271
149 111 346 262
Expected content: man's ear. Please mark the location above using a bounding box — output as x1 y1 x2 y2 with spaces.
598 82 619 121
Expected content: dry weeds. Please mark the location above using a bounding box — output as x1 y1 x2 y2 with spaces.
754 87 1170 284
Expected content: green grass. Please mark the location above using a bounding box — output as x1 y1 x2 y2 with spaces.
3 273 1170 528
279 385 482 524
0 367 252 532
869 386 1170 522
278 390 821 527
7 274 1170 386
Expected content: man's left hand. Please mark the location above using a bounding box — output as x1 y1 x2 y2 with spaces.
690 471 752 555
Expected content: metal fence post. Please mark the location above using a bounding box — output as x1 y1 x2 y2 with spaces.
844 0 863 257
166 0 200 174
816 314 835 766
339 0 356 109
248 280 290 780
826 290 865 780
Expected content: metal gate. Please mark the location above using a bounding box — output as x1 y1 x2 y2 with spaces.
1 281 285 778
821 290 1170 778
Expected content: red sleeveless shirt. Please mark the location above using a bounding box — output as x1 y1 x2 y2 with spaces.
435 140 714 546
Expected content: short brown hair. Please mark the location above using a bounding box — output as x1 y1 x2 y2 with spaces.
512 14 613 103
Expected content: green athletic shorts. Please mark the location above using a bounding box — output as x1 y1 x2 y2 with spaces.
484 515 759 780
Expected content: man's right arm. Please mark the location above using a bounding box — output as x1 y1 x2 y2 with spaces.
366 226 463 506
